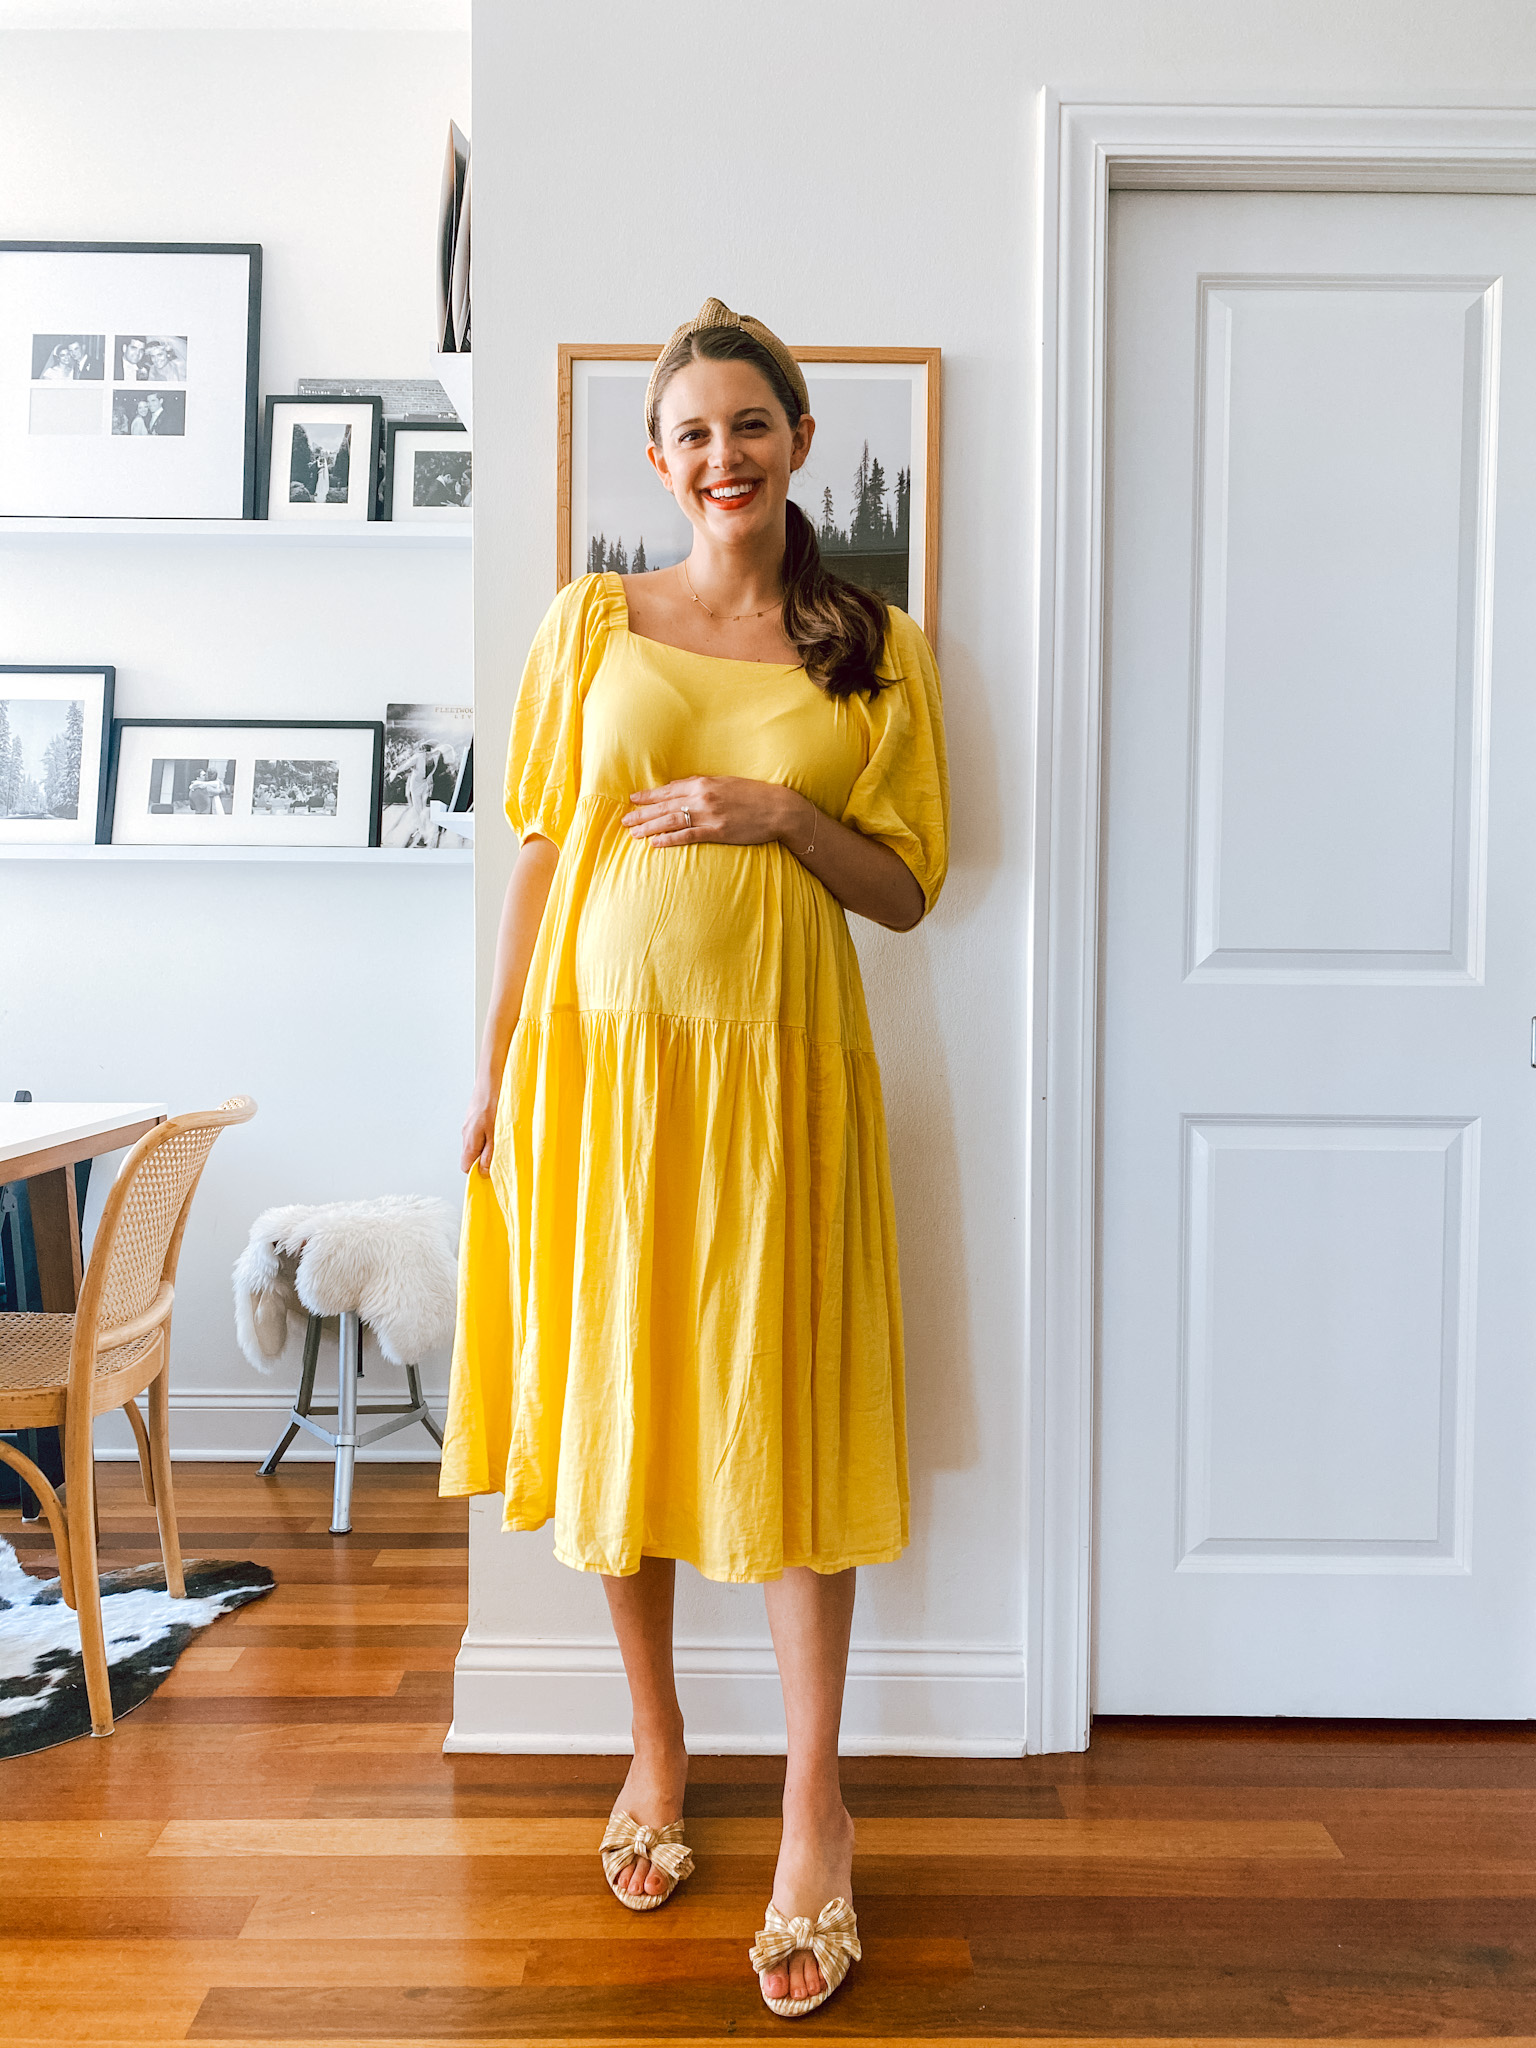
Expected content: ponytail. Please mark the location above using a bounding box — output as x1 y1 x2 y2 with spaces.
781 499 890 701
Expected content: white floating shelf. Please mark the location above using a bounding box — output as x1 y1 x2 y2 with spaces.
2 845 472 864
0 518 470 543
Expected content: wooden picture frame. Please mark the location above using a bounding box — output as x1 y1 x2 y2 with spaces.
557 343 942 639
107 718 384 847
258 394 383 522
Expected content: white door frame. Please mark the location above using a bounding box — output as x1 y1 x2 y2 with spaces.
1027 96 1536 1754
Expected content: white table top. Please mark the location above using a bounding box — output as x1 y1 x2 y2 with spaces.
0 1101 168 1167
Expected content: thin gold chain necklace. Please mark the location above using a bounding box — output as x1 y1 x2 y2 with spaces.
678 558 783 622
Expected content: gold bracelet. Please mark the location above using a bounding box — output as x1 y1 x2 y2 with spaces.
802 796 818 859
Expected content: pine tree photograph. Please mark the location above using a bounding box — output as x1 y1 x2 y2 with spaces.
569 356 931 625
0 695 83 821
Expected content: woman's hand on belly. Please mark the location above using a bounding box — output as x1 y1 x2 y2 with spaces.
624 775 808 850
624 774 924 931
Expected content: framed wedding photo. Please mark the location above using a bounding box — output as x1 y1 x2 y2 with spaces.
557 343 941 634
0 665 115 845
0 241 261 519
383 419 471 523
258 395 383 524
108 719 384 848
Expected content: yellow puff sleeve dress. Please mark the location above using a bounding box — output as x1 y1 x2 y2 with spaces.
441 570 949 1583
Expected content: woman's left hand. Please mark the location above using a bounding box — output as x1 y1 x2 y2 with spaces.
624 776 806 849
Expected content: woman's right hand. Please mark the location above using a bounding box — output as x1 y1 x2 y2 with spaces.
460 1078 497 1175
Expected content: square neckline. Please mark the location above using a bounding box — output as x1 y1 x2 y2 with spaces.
607 571 803 673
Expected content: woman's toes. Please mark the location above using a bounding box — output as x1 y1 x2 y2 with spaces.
625 1857 649 1893
644 1862 668 1894
789 1950 824 2001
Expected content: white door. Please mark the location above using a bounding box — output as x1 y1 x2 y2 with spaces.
1097 191 1536 1717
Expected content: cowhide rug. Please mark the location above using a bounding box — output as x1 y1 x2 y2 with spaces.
0 1536 274 1758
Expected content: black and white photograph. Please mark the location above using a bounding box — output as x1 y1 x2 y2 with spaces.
0 697 83 822
259 395 381 522
147 757 235 815
31 333 105 381
381 701 472 848
0 666 114 845
109 719 382 846
111 388 187 437
415 448 472 508
382 418 471 523
288 422 351 504
788 373 913 613
114 333 188 381
1 243 261 516
571 365 692 577
560 348 939 629
251 758 339 817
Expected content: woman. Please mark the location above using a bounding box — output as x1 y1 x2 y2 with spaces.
443 298 948 2019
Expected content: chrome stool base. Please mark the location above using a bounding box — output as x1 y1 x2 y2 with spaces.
258 1310 443 1533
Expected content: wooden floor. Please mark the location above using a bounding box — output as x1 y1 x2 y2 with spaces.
3 1463 1534 2044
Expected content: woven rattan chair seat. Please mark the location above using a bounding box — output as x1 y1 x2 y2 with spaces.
0 1314 161 1393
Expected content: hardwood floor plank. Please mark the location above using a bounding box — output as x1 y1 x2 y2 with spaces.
515 1935 972 1984
372 1548 470 1566
0 1939 531 1988
155 1653 414 1698
147 1815 1342 1861
0 1897 256 1940
16 2039 1536 2048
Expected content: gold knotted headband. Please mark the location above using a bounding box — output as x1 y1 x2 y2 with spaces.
644 297 810 437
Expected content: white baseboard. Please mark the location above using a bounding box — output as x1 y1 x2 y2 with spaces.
89 1389 448 1464
445 1635 1027 1756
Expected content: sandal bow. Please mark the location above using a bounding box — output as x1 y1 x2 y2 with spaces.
600 1809 694 1909
750 1896 862 2016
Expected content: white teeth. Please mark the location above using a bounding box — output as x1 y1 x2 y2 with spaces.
707 483 756 500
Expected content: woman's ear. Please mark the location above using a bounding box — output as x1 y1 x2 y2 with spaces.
790 413 815 474
647 442 675 495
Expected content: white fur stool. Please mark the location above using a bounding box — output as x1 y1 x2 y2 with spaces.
233 1197 455 1533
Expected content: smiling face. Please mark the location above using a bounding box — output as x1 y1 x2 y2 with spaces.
648 356 814 552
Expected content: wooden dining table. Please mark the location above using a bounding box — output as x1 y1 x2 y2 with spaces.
0 1101 167 1311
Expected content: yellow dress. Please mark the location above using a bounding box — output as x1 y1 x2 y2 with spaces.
440 571 949 1582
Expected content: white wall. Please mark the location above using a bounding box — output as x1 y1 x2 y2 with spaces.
461 0 1536 1753
1 23 473 1458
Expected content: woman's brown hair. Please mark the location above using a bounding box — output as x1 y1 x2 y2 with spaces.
646 325 891 701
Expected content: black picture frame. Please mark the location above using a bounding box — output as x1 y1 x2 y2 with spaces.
258 394 384 520
449 737 473 815
0 663 115 843
382 417 470 521
0 240 262 519
107 718 385 845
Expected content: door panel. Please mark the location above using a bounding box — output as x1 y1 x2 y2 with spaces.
1097 193 1536 1717
1190 279 1496 979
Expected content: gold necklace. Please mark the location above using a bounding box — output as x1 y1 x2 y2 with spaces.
679 558 783 622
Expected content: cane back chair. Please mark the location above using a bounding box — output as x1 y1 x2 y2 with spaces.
0 1096 256 1735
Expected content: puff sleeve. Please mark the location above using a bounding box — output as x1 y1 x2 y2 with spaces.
503 573 615 848
839 610 950 915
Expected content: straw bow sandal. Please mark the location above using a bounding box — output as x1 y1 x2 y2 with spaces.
600 1809 695 1911
750 1896 862 2018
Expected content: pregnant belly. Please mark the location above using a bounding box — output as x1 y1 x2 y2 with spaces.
574 834 854 1034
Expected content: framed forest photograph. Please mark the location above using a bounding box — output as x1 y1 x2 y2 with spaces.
558 344 941 635
0 665 114 845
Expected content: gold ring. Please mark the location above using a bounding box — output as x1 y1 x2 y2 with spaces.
681 807 692 828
